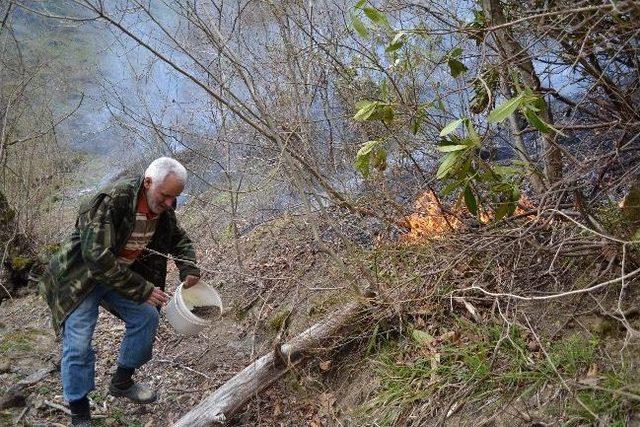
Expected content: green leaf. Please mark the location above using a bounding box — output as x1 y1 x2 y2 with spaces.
352 15 369 38
372 148 387 171
386 41 404 52
442 181 462 196
355 0 367 8
377 105 394 124
465 120 481 145
353 101 378 121
363 7 389 27
356 140 379 157
411 115 422 134
354 155 370 177
487 94 523 123
354 140 383 177
523 108 566 136
523 109 551 133
440 118 464 136
464 186 478 216
436 151 461 179
447 59 468 78
390 31 406 45
386 31 406 52
494 202 510 220
449 47 463 58
411 329 434 344
493 165 519 176
436 144 469 152
380 79 388 99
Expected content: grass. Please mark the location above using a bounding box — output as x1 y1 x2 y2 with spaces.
356 316 639 426
0 328 43 356
94 407 143 427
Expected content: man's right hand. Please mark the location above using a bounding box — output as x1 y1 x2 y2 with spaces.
146 287 169 307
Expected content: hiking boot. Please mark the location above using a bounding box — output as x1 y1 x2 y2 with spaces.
70 414 91 426
108 382 157 404
69 396 91 426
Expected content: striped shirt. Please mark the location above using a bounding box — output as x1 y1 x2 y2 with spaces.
117 190 158 266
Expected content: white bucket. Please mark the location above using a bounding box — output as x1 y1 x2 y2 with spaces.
165 282 223 336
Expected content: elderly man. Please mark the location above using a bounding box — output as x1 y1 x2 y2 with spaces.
40 157 200 426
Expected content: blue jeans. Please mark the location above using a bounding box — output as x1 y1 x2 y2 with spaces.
61 284 159 402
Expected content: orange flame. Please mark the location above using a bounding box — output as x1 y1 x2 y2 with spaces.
402 191 535 243
402 191 461 242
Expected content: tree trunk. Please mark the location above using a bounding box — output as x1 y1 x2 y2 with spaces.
483 0 563 187
172 301 371 426
0 190 35 298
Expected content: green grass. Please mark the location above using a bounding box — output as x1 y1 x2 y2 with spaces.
356 316 639 426
0 328 43 356
567 368 640 426
94 406 143 427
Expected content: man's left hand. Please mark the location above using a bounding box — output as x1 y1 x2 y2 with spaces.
183 275 200 289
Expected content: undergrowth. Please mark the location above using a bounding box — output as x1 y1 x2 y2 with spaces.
358 317 638 426
343 223 640 426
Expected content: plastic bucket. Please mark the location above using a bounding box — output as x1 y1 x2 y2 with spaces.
165 282 222 335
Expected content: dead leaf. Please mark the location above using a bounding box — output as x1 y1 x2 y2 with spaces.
578 376 600 387
319 360 332 371
319 392 336 411
439 330 457 342
587 363 598 377
430 353 440 382
310 415 323 427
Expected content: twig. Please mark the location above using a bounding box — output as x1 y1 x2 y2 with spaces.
523 315 599 421
43 400 71 415
460 264 640 301
15 406 28 424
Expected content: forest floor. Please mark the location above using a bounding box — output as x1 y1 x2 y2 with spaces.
0 208 363 426
1 195 640 426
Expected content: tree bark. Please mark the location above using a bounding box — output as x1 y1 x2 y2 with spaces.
483 0 563 187
0 190 35 298
172 301 371 426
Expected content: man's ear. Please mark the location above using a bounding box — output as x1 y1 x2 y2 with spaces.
144 177 152 189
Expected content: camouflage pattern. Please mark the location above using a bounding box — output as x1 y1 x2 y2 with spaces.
39 176 200 334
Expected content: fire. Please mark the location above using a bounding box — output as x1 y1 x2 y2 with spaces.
402 191 535 243
403 191 461 242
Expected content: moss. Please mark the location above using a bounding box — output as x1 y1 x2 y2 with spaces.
267 306 292 332
10 256 33 271
44 243 61 254
0 411 13 425
1 208 15 224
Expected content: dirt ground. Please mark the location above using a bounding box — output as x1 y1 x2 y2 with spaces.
0 212 359 426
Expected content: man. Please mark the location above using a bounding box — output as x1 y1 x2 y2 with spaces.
39 157 200 426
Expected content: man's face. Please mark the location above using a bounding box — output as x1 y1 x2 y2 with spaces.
144 174 184 214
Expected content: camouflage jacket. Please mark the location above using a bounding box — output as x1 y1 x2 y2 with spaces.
39 176 200 333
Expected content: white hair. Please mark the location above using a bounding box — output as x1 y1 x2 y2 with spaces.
144 157 188 184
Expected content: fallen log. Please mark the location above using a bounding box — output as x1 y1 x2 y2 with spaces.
172 301 371 426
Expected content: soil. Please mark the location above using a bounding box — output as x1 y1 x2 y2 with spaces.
190 305 221 319
0 212 353 426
